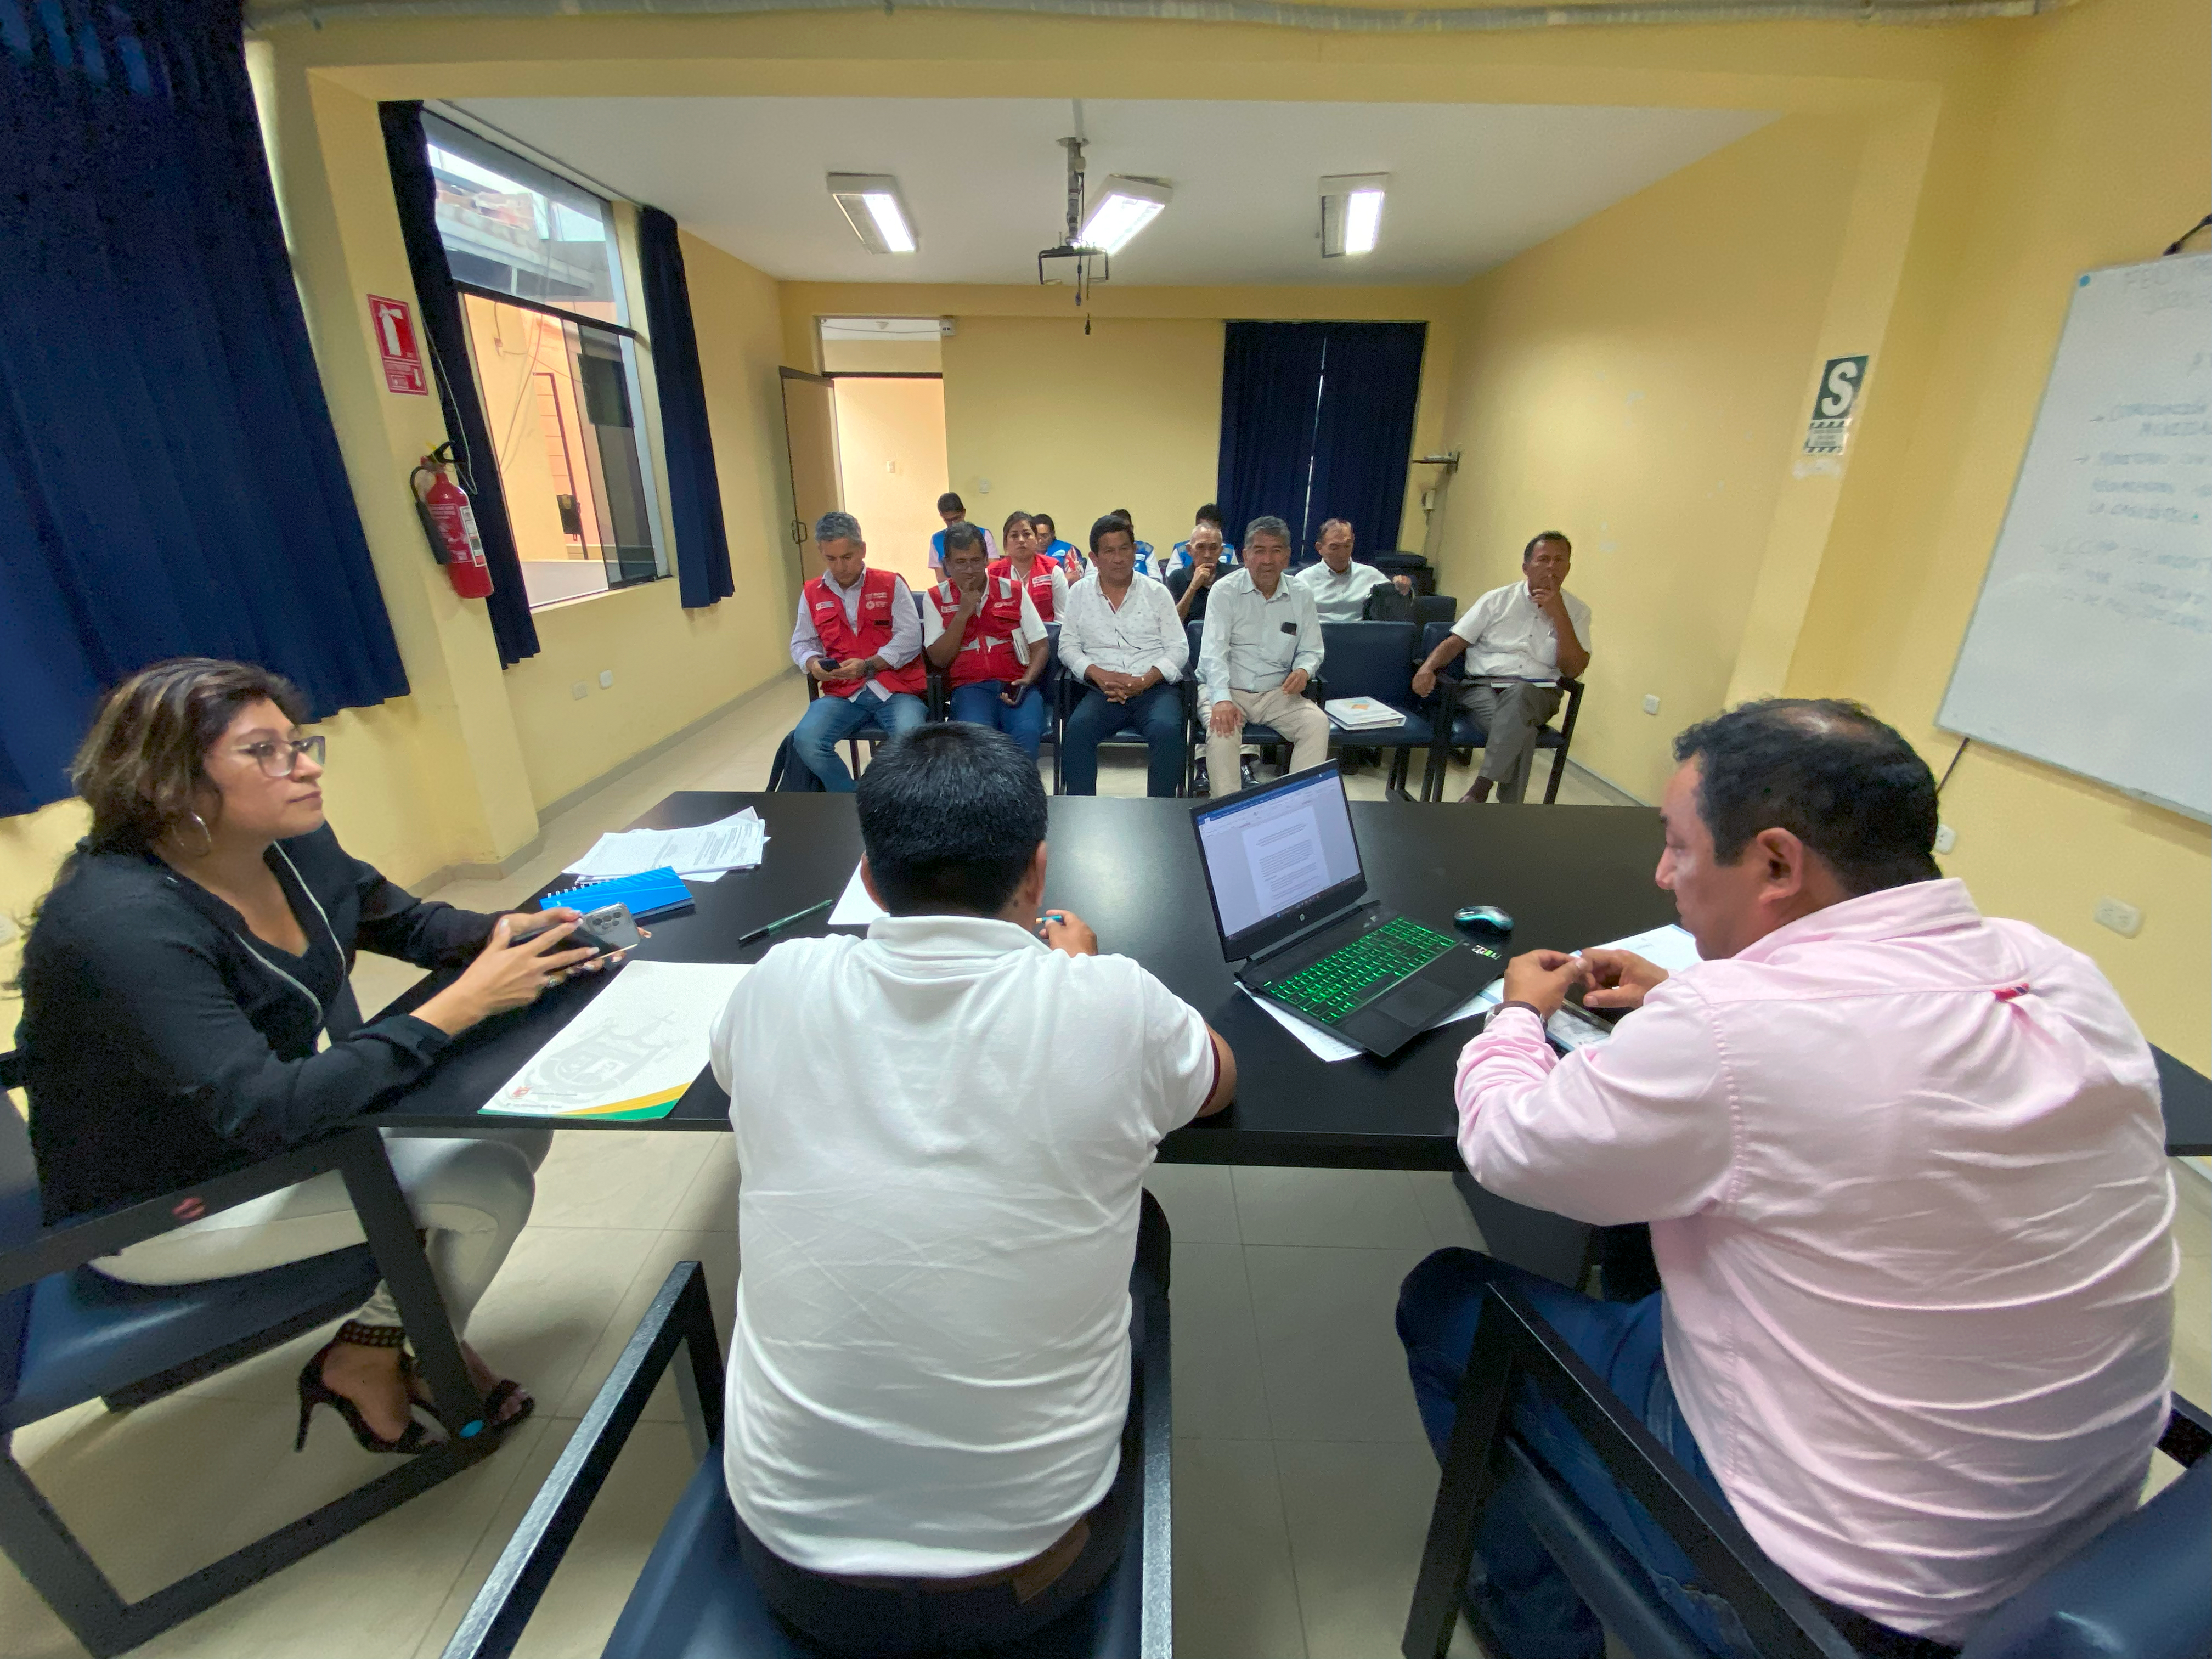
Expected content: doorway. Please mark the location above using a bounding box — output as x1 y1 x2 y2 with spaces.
830 375 947 590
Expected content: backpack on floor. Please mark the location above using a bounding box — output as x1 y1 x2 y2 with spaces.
768 733 824 791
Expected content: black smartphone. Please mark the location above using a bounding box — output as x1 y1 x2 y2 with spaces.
515 901 642 957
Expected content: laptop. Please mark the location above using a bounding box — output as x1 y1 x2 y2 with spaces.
1190 764 1502 1059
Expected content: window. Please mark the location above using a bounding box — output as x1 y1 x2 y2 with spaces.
424 115 667 608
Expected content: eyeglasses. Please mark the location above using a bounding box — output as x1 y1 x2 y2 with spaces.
234 735 325 778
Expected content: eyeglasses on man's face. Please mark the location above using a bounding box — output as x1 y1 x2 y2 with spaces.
233 735 326 778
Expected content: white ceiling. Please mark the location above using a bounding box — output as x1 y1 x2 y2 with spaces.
452 97 1774 288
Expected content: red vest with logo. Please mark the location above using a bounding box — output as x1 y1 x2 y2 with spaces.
928 577 1028 687
805 567 927 699
991 556 1061 623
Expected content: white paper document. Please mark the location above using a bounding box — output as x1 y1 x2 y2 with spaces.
483 961 748 1120
1324 697 1403 731
1242 980 1503 1063
828 862 887 928
1581 923 1701 974
564 808 767 881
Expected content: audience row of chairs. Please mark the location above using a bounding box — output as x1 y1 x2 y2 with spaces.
798 614 1586 803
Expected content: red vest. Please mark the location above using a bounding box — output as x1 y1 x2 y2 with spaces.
804 567 927 699
928 577 1028 687
991 556 1061 623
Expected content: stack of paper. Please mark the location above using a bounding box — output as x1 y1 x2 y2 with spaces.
1325 696 1404 731
1581 923 1701 974
564 808 768 884
483 961 749 1120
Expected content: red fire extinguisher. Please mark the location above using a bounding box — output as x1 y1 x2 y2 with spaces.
411 445 494 600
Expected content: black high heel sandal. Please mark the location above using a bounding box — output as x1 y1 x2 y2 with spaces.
295 1322 432 1454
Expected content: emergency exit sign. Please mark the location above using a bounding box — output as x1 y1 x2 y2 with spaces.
369 295 428 396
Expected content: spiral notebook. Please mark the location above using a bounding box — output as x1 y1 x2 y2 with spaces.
534 866 695 921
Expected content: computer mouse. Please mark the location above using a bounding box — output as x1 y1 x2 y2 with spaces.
1454 905 1514 938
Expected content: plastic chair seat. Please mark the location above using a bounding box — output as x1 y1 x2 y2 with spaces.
1444 712 1567 751
1 1245 377 1430
601 1455 1147 1659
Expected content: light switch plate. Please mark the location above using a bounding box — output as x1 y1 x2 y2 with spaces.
1641 695 1661 716
599 670 615 689
1934 825 1956 854
570 681 588 701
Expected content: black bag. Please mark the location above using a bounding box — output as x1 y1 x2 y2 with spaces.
767 733 825 791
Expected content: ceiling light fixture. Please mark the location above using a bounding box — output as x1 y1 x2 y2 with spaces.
827 173 917 255
1319 173 1389 258
1078 176 1171 256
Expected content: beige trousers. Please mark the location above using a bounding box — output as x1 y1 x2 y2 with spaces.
1205 685 1330 794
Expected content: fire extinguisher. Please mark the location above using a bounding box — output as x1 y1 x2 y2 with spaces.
411 444 494 600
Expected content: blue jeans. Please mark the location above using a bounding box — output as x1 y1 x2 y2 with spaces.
1062 682 1187 797
1397 1249 1756 1659
949 680 1049 760
792 691 928 792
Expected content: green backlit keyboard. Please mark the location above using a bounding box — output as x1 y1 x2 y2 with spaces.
1264 917 1458 1025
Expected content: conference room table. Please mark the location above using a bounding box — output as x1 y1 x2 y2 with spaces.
374 791 2212 1283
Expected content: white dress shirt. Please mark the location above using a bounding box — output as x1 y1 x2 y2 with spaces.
1057 572 1189 687
1197 568 1324 709
1449 580 1592 680
709 915 1216 1576
1456 880 2174 1640
919 580 1048 667
789 568 923 702
1293 560 1390 623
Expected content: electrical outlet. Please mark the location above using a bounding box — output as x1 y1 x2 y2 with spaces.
599 670 615 689
978 478 992 494
570 681 589 701
1642 695 1661 716
1933 825 1956 854
2092 898 2142 938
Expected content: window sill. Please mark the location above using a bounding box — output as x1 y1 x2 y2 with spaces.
524 571 667 616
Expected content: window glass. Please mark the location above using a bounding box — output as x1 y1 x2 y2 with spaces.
424 114 624 326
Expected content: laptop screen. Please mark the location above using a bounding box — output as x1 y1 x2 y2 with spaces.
1192 765 1365 951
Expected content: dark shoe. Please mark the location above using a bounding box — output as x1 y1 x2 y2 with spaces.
296 1336 431 1454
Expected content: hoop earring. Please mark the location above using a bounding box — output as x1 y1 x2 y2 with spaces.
182 812 213 858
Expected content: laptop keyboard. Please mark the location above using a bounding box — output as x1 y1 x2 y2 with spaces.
1266 917 1457 1024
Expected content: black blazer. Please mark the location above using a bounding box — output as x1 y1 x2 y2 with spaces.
16 825 498 1221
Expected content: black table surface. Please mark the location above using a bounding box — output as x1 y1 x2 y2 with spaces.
374 792 1679 1167
373 792 2212 1164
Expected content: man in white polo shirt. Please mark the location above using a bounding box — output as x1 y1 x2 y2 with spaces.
708 723 1236 1655
1413 531 1592 804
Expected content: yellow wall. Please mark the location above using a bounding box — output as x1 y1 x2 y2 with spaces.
821 336 943 373
833 375 950 589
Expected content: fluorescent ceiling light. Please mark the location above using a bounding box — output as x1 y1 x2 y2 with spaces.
1320 174 1389 258
827 174 917 255
1077 176 1171 256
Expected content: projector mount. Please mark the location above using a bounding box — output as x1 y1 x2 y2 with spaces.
1037 132 1108 304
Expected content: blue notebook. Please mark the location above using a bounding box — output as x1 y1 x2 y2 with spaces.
537 866 695 921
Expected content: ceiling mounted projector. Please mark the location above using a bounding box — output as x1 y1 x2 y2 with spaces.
827 173 917 255
1319 173 1388 258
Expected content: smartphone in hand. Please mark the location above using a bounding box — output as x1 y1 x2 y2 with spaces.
516 901 642 957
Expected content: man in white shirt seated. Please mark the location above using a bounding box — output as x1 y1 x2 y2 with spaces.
1293 518 1389 623
788 510 929 792
1198 516 1328 796
1057 514 1192 798
1412 531 1592 803
1398 699 2174 1659
709 724 1237 1655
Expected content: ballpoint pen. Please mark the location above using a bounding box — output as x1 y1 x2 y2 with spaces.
736 898 834 946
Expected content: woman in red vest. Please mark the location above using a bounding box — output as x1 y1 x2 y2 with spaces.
990 511 1071 624
926 524 1051 759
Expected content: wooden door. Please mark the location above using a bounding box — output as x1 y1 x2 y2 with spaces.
779 368 841 591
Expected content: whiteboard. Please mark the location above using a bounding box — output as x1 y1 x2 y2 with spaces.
1937 253 2211 821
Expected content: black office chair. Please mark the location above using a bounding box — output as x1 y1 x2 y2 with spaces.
439 1201 1176 1659
1415 620 1585 804
1403 1280 2212 1659
1413 594 1458 635
1370 551 1435 596
0 1061 498 1658
1310 622 1433 794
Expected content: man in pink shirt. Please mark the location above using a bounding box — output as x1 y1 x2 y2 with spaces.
1398 699 2175 1659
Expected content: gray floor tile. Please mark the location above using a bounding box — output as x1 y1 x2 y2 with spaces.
1409 1171 1488 1251
550 1228 740 1423
461 1224 665 1418
1232 1167 1433 1250
1171 1438 1308 1659
1145 1163 1241 1244
1245 1244 1435 1443
1276 1439 1444 1659
1169 1241 1273 1441
528 1129 715 1231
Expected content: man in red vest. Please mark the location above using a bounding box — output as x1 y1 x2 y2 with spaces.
789 511 929 791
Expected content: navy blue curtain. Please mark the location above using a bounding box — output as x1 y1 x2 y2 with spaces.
636 206 734 608
377 100 539 666
0 0 409 817
1216 322 1326 551
1306 321 1426 556
1215 320 1426 555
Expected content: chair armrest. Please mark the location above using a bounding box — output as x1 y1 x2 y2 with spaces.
439 1261 724 1659
1404 1281 1857 1659
2160 1394 2210 1468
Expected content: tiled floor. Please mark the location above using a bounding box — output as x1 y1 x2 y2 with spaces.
3 675 2204 1659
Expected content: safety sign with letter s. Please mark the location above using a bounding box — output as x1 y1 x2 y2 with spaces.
1803 356 1869 455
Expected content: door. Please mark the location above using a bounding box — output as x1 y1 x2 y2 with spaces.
779 368 842 592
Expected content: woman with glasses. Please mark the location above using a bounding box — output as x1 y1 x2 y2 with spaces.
15 658 616 1455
